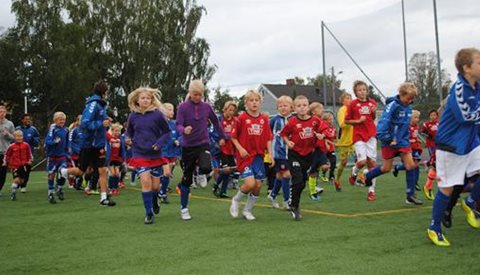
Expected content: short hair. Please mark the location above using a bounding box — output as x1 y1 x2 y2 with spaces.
110 123 123 131
339 92 352 104
412 110 421 118
244 89 263 103
322 112 333 120
188 79 205 94
309 102 323 114
53 112 66 121
0 104 6 111
163 102 174 110
13 129 23 137
353 80 368 96
223 100 238 112
93 80 108 96
398 82 417 97
455 48 480 75
127 87 163 113
428 109 439 116
21 113 31 120
276 95 293 107
294 95 309 106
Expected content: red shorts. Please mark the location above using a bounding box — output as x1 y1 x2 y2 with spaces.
165 157 177 164
381 146 411 160
129 158 167 168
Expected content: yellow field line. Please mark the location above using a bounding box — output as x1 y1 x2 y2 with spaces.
126 186 431 218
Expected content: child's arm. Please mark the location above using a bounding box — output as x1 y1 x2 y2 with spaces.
344 103 366 125
153 113 171 151
280 123 295 149
448 85 480 124
209 106 226 141
175 105 186 135
231 137 249 158
82 102 103 131
44 125 58 146
376 102 397 144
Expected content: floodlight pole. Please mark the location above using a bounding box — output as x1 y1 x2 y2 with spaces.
321 21 327 107
401 0 408 81
433 0 443 103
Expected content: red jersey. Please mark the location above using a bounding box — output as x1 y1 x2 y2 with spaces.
421 120 438 148
321 123 337 153
409 124 422 151
345 98 377 143
107 133 123 163
280 115 320 156
231 112 272 171
220 115 237 156
4 142 32 169
315 120 330 152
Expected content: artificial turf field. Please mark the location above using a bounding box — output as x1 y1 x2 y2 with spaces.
1 169 480 274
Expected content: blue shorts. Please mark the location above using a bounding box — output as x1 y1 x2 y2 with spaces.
241 155 266 180
47 157 67 174
412 149 422 161
211 157 220 169
136 166 163 178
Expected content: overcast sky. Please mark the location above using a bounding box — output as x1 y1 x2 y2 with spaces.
2 0 479 99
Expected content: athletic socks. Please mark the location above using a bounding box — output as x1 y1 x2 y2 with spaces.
425 168 436 190
233 190 247 202
365 166 382 185
336 162 345 180
142 191 154 216
180 184 190 209
308 176 316 195
282 178 290 202
160 176 169 196
429 191 450 232
270 178 282 199
101 192 107 201
48 179 54 191
244 193 258 212
218 173 230 195
406 169 416 196
11 183 18 193
465 177 480 208
108 176 115 189
352 165 359 176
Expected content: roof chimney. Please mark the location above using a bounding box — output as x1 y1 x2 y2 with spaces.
286 79 295 86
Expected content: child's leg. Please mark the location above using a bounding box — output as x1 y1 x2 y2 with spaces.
328 153 336 181
140 171 154 219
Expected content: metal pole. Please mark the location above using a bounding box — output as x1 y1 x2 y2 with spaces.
331 67 336 112
401 0 409 81
433 0 443 103
24 95 28 113
321 21 327 107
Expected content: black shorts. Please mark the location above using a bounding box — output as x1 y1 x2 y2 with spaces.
218 152 236 169
79 147 106 172
109 160 123 168
308 148 328 173
274 159 289 173
12 166 27 180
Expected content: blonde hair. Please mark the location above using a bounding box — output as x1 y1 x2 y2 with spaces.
339 92 352 104
322 112 333 121
276 95 293 107
412 110 420 118
53 112 66 121
223 100 238 112
189 79 205 94
110 123 123 131
455 47 480 75
128 87 163 114
13 129 23 137
398 82 417 97
244 89 263 103
163 103 174 110
308 102 323 115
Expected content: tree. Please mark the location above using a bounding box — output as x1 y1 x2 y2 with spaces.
293 76 305 85
408 52 451 118
210 86 235 113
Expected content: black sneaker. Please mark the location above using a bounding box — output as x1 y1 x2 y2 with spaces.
100 197 116 207
406 195 423 205
153 196 160 214
219 193 230 198
56 189 64 201
48 194 56 204
212 184 220 197
160 196 169 204
144 215 154 225
290 207 303 221
11 192 16 201
442 211 452 228
392 166 399 177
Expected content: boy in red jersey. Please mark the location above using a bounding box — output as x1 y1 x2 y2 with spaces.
213 101 238 198
229 90 273 221
280 95 321 220
3 130 32 201
421 110 439 199
345 80 378 201
320 112 339 191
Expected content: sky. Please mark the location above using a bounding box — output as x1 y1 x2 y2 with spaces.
1 0 479 99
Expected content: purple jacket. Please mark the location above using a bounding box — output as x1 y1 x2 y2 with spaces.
126 110 170 159
176 100 225 147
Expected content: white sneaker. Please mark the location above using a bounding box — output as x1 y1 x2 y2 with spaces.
180 208 192 221
242 210 256 221
315 186 324 194
230 198 240 218
20 187 27 193
58 168 68 180
283 200 290 210
267 194 280 209
197 174 208 188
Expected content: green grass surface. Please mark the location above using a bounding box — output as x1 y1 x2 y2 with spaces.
1 169 479 274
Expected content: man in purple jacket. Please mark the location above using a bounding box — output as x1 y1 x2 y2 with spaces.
176 80 225 220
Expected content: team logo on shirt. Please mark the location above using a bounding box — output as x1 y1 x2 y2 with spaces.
359 106 371 115
299 127 314 139
224 124 232 133
247 124 263 135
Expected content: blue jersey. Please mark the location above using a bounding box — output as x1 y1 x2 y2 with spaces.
270 114 289 160
161 119 182 158
122 133 133 159
209 125 221 157
80 94 108 149
45 124 69 158
68 126 83 156
16 125 40 153
435 74 480 155
376 95 412 148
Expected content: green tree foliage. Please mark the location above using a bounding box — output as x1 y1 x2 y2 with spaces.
2 0 215 129
408 52 451 119
210 86 236 114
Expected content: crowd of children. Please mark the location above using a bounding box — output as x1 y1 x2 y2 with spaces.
1 48 480 247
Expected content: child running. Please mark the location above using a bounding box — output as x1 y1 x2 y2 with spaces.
127 87 171 224
176 80 225 220
3 130 32 201
421 109 439 200
229 89 273 220
267 95 293 209
320 112 339 191
427 48 480 247
106 123 126 196
280 95 321 220
335 92 354 189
